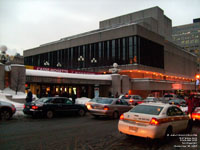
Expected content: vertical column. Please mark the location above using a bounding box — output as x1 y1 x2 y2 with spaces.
111 74 121 96
0 64 5 90
121 75 130 94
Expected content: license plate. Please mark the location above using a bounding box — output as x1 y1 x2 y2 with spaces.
26 106 30 108
129 126 138 132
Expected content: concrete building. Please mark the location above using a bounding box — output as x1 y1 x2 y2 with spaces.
172 18 200 71
23 6 197 98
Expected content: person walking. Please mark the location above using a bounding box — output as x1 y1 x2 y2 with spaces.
71 92 76 104
26 89 33 103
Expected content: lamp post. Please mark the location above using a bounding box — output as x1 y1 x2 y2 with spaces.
78 56 84 68
0 46 9 64
44 61 50 66
91 58 97 67
57 62 62 68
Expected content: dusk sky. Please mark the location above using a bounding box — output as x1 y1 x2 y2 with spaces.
0 0 200 55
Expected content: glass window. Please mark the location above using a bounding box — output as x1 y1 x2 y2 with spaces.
112 40 115 59
130 105 163 115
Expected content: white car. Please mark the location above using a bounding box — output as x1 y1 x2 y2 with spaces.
118 103 190 139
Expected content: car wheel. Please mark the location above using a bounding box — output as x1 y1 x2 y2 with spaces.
78 109 86 117
0 109 12 120
112 111 119 119
185 119 193 133
46 110 54 119
93 115 100 119
164 126 172 140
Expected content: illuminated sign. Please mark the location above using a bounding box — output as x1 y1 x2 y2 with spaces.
172 84 182 90
26 66 100 74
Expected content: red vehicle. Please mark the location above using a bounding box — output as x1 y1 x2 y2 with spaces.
191 107 200 121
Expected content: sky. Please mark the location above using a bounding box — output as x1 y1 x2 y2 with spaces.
0 0 200 55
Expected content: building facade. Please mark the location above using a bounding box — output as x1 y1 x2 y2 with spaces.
172 18 200 71
23 7 197 98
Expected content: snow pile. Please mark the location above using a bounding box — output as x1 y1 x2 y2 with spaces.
0 88 25 117
75 97 91 104
26 69 112 81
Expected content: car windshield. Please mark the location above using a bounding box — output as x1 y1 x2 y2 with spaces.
90 97 102 102
145 97 154 101
121 95 131 99
130 105 163 115
37 98 51 103
94 98 114 104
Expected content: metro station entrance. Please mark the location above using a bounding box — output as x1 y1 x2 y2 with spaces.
28 83 94 98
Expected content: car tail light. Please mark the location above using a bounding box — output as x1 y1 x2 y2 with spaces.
32 106 38 109
23 105 26 109
150 118 159 125
192 113 200 120
177 105 180 107
103 106 109 110
129 99 134 103
120 114 124 120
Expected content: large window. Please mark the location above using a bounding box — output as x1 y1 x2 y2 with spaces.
25 35 164 69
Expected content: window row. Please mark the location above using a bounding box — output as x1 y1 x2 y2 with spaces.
24 36 164 69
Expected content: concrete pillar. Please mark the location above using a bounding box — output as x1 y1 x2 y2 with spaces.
10 64 26 93
0 64 5 90
111 74 121 96
121 75 130 94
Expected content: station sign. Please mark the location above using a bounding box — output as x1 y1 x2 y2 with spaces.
26 65 100 75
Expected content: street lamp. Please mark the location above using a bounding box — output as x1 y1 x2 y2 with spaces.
44 61 50 66
91 58 97 67
57 62 62 67
78 56 84 68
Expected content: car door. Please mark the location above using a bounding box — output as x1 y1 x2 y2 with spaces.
62 98 79 114
166 106 188 133
115 100 130 115
51 98 63 112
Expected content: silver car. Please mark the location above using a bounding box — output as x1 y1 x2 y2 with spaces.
0 101 16 120
86 97 132 119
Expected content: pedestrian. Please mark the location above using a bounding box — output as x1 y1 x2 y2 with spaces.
26 89 33 103
71 92 77 104
115 92 119 98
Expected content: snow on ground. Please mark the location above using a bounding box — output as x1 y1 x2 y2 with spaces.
0 88 25 117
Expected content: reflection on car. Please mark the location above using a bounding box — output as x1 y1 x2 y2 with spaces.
168 99 187 107
23 97 87 119
120 95 143 105
86 97 132 119
0 101 16 120
118 103 190 139
143 97 160 103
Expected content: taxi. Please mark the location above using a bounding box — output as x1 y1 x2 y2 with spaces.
118 103 190 139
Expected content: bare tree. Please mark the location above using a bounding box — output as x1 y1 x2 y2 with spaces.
11 67 25 95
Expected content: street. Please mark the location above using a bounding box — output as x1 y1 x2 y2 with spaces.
0 113 200 150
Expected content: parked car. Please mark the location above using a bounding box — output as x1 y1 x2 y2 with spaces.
118 103 190 139
86 97 132 119
191 107 200 121
23 97 87 119
143 97 160 103
169 99 187 107
163 93 177 101
120 95 143 105
0 101 16 120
